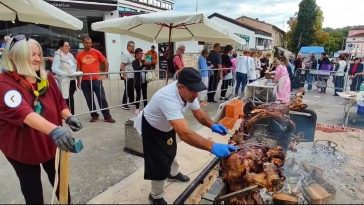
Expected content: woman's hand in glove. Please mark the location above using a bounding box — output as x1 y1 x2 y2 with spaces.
49 127 74 151
65 116 83 132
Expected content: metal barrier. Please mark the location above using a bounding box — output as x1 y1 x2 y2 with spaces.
56 69 168 117
294 69 350 94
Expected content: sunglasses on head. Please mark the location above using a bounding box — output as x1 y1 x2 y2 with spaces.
9 34 29 50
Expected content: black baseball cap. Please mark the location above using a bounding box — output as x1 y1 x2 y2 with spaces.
178 67 207 92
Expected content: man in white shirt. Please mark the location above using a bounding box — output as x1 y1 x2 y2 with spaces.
134 67 236 204
120 41 135 110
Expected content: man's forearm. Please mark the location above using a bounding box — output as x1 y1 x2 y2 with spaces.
193 109 214 128
178 129 213 151
104 62 109 73
120 64 127 77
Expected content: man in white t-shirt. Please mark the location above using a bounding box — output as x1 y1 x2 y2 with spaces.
134 67 236 204
120 41 135 110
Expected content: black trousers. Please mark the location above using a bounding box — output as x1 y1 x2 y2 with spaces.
6 157 71 204
65 80 76 115
134 79 148 109
207 74 219 101
220 79 232 98
122 78 135 105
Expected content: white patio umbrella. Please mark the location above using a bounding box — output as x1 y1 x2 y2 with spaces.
91 11 245 45
0 0 83 30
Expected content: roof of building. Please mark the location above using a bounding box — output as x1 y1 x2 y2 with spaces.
208 12 272 37
236 15 286 34
349 26 364 30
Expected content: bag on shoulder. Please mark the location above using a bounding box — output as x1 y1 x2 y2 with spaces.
146 70 156 82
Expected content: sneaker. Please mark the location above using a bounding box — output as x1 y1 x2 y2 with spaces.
122 105 130 110
167 172 190 182
90 115 99 122
104 116 116 123
134 109 140 115
148 194 167 205
220 97 226 100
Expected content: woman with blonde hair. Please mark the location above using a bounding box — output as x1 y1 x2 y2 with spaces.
273 56 291 103
173 44 185 72
0 35 82 204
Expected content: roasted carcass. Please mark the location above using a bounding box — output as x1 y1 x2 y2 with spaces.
288 90 308 112
221 143 285 204
242 103 295 135
220 101 305 204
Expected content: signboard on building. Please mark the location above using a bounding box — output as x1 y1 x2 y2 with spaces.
46 0 117 11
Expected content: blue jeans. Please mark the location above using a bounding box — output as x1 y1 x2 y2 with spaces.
306 73 313 90
334 76 344 95
81 80 111 118
235 72 247 96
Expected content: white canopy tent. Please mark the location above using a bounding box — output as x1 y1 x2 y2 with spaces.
0 0 83 30
91 11 245 45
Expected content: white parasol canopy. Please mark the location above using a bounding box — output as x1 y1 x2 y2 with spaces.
0 0 83 30
91 11 245 45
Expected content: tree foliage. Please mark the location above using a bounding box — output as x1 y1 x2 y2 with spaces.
286 0 351 55
322 27 350 55
292 0 318 53
285 14 297 52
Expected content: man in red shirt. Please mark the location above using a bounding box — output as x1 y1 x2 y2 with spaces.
76 36 115 123
146 45 158 70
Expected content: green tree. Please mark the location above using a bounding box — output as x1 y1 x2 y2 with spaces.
285 14 297 52
292 0 318 53
323 27 350 54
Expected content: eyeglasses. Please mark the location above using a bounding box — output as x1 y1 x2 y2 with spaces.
9 34 29 50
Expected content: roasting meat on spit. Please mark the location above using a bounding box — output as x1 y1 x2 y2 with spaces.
288 90 308 112
219 101 306 204
242 102 296 135
221 143 286 204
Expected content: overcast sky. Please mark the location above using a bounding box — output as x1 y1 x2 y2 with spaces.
174 0 363 31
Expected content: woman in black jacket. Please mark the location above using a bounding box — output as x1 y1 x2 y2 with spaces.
133 48 150 115
220 45 233 100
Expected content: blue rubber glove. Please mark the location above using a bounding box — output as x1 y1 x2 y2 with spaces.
210 123 228 135
210 143 238 158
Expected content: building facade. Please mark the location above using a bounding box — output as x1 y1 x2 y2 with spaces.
235 16 286 49
208 13 272 51
345 27 364 57
0 0 175 74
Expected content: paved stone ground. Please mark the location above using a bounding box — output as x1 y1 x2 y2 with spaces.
1 78 363 203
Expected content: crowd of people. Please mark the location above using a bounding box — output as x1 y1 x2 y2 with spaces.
195 43 292 104
2 33 364 204
291 52 364 95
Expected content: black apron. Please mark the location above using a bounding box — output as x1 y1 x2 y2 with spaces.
142 114 177 180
